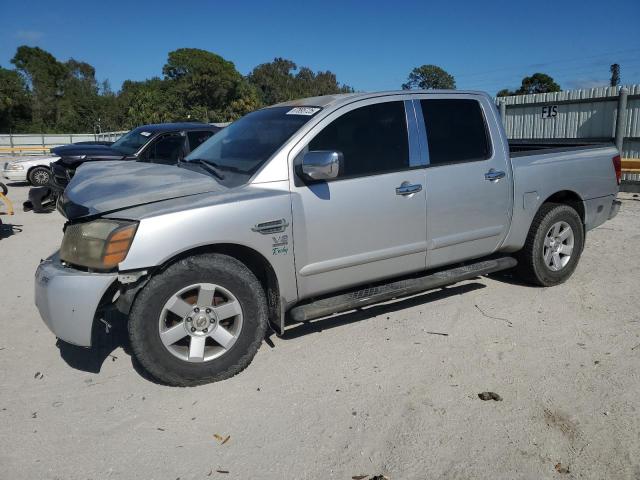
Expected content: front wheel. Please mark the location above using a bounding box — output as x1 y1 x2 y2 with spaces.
128 254 268 386
515 203 584 287
28 166 51 186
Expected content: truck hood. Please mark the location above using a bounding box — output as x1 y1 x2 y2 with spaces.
59 161 225 219
51 144 125 165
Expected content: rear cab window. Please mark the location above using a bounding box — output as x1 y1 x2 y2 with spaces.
419 99 491 166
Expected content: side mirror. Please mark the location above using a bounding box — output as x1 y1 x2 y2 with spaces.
301 151 342 181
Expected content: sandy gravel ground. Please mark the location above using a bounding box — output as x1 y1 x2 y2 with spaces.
1 183 639 480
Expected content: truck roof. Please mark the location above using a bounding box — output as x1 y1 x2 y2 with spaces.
273 90 489 109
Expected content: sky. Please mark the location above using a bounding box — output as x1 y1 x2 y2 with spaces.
1 0 639 95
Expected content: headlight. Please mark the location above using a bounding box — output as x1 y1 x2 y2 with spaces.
60 219 138 270
5 163 24 171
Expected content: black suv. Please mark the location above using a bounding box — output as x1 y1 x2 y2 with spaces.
27 122 221 212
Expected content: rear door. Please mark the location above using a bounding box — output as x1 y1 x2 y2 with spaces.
413 95 512 268
289 98 428 299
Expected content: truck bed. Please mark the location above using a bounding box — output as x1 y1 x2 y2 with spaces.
500 139 619 254
509 138 614 157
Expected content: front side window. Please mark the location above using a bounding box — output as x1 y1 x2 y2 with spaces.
308 101 409 178
420 99 490 166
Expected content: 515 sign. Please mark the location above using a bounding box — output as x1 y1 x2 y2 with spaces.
541 105 558 118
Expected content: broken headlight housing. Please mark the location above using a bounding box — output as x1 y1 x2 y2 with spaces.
60 219 138 270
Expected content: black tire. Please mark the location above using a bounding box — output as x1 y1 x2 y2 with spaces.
515 203 584 287
28 166 51 186
128 254 268 386
0 182 7 196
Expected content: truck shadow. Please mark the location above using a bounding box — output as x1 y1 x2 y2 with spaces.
56 316 160 383
485 269 536 287
280 282 486 340
0 223 22 239
56 314 129 375
56 281 486 383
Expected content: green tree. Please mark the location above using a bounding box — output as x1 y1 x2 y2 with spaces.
219 80 262 121
515 73 560 95
119 78 184 128
248 58 299 105
163 48 247 121
496 89 515 97
1 47 356 133
610 64 620 87
248 58 352 106
56 59 101 131
11 46 67 130
0 66 32 132
95 80 122 132
402 65 455 90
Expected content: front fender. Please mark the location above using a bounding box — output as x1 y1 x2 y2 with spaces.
111 182 298 306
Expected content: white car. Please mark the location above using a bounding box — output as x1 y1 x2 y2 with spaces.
1 155 59 186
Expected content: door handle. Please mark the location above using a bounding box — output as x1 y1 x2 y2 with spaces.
396 183 422 196
484 169 506 181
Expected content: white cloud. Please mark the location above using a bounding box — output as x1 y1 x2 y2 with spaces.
15 30 45 42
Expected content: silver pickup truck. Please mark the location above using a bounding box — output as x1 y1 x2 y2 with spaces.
35 90 621 386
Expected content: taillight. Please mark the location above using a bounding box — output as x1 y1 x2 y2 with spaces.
612 155 621 185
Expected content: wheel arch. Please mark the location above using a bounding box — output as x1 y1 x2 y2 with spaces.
153 243 283 335
540 190 585 224
502 189 587 253
26 164 51 184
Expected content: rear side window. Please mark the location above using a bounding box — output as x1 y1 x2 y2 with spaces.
309 101 409 178
420 99 490 165
188 131 214 151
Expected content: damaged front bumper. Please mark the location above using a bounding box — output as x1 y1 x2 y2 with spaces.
35 253 118 347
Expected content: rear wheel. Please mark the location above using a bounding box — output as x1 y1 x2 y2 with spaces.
515 203 584 286
128 254 268 386
28 167 51 186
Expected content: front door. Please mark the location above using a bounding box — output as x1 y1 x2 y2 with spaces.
289 99 428 299
414 96 512 268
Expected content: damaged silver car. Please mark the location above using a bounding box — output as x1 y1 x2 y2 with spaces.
35 91 620 385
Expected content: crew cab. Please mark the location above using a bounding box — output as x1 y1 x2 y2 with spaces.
34 91 621 386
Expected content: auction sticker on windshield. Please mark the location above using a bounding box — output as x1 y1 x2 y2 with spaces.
286 107 321 116
140 131 152 137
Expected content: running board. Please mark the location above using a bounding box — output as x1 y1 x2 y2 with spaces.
288 256 517 323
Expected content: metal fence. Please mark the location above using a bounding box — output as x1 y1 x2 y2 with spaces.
496 84 639 157
0 131 127 156
0 123 228 157
496 85 640 184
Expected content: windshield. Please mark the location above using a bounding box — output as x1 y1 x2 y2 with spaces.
111 127 155 155
184 106 321 186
